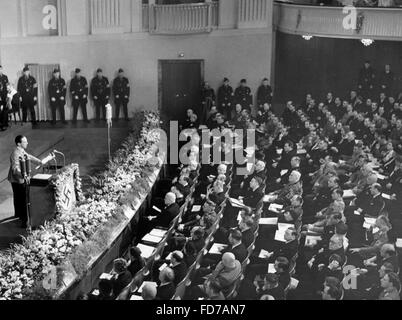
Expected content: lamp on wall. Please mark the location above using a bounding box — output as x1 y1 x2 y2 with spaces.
302 35 313 40
360 39 374 46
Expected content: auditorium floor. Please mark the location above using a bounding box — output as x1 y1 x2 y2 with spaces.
0 120 131 249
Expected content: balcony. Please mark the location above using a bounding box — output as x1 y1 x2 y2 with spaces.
146 2 219 34
274 1 402 40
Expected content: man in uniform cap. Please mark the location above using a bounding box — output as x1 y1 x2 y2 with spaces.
70 68 89 123
48 68 67 124
234 79 253 112
17 66 38 125
257 77 272 111
90 68 110 121
217 77 234 121
0 65 10 130
112 68 130 121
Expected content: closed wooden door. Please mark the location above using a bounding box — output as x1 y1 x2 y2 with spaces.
159 60 203 123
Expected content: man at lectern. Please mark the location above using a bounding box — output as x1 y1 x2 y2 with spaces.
8 135 45 228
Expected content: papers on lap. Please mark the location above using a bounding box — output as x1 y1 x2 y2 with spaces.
363 217 376 229
100 273 113 280
275 230 286 242
343 189 355 198
191 205 202 212
259 217 278 225
130 295 143 300
150 228 168 238
141 233 163 244
268 203 283 213
268 263 276 274
396 239 402 248
259 249 272 259
263 194 277 203
209 243 228 255
229 197 245 208
280 170 288 176
137 243 156 258
305 235 322 247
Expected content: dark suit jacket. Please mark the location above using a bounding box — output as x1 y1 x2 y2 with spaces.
274 240 298 261
156 282 175 300
111 271 132 297
241 228 254 249
172 262 188 286
209 191 226 206
222 243 248 263
362 194 385 217
243 186 264 208
156 203 180 228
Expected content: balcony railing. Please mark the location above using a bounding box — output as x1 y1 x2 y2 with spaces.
274 2 402 40
238 0 273 28
148 2 218 34
90 0 124 34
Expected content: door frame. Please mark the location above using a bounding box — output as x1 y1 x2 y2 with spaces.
158 59 205 114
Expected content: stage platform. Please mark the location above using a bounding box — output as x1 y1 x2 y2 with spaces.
0 120 131 250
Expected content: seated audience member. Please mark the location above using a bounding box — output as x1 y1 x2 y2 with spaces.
151 192 180 228
96 279 114 301
205 280 226 300
270 171 303 205
242 176 264 208
206 253 242 297
156 267 175 300
127 246 146 277
274 257 291 289
259 273 285 300
278 195 303 225
238 216 255 248
321 277 343 301
363 243 399 273
315 253 344 292
110 258 133 297
379 273 401 300
141 283 157 301
350 215 392 261
208 181 226 206
222 229 248 263
170 250 188 286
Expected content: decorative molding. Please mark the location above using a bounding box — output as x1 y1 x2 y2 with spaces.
275 2 402 41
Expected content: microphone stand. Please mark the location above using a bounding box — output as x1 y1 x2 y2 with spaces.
21 155 32 231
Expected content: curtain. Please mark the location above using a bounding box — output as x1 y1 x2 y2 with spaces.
28 64 59 122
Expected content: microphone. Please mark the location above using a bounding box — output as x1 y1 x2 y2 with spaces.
53 149 63 155
53 150 65 168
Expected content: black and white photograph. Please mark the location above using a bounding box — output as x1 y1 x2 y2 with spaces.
0 0 402 306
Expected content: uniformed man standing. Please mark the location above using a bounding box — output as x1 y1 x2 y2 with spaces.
0 65 9 130
48 69 67 125
217 77 233 121
70 68 89 123
256 78 272 111
234 79 253 112
17 67 38 125
113 68 130 121
91 68 110 121
358 60 375 99
8 135 44 228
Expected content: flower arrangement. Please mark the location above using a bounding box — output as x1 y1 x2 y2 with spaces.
0 111 162 299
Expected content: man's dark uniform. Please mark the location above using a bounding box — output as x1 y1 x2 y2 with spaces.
91 70 110 121
48 70 67 123
17 68 38 124
70 69 89 122
113 70 130 120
